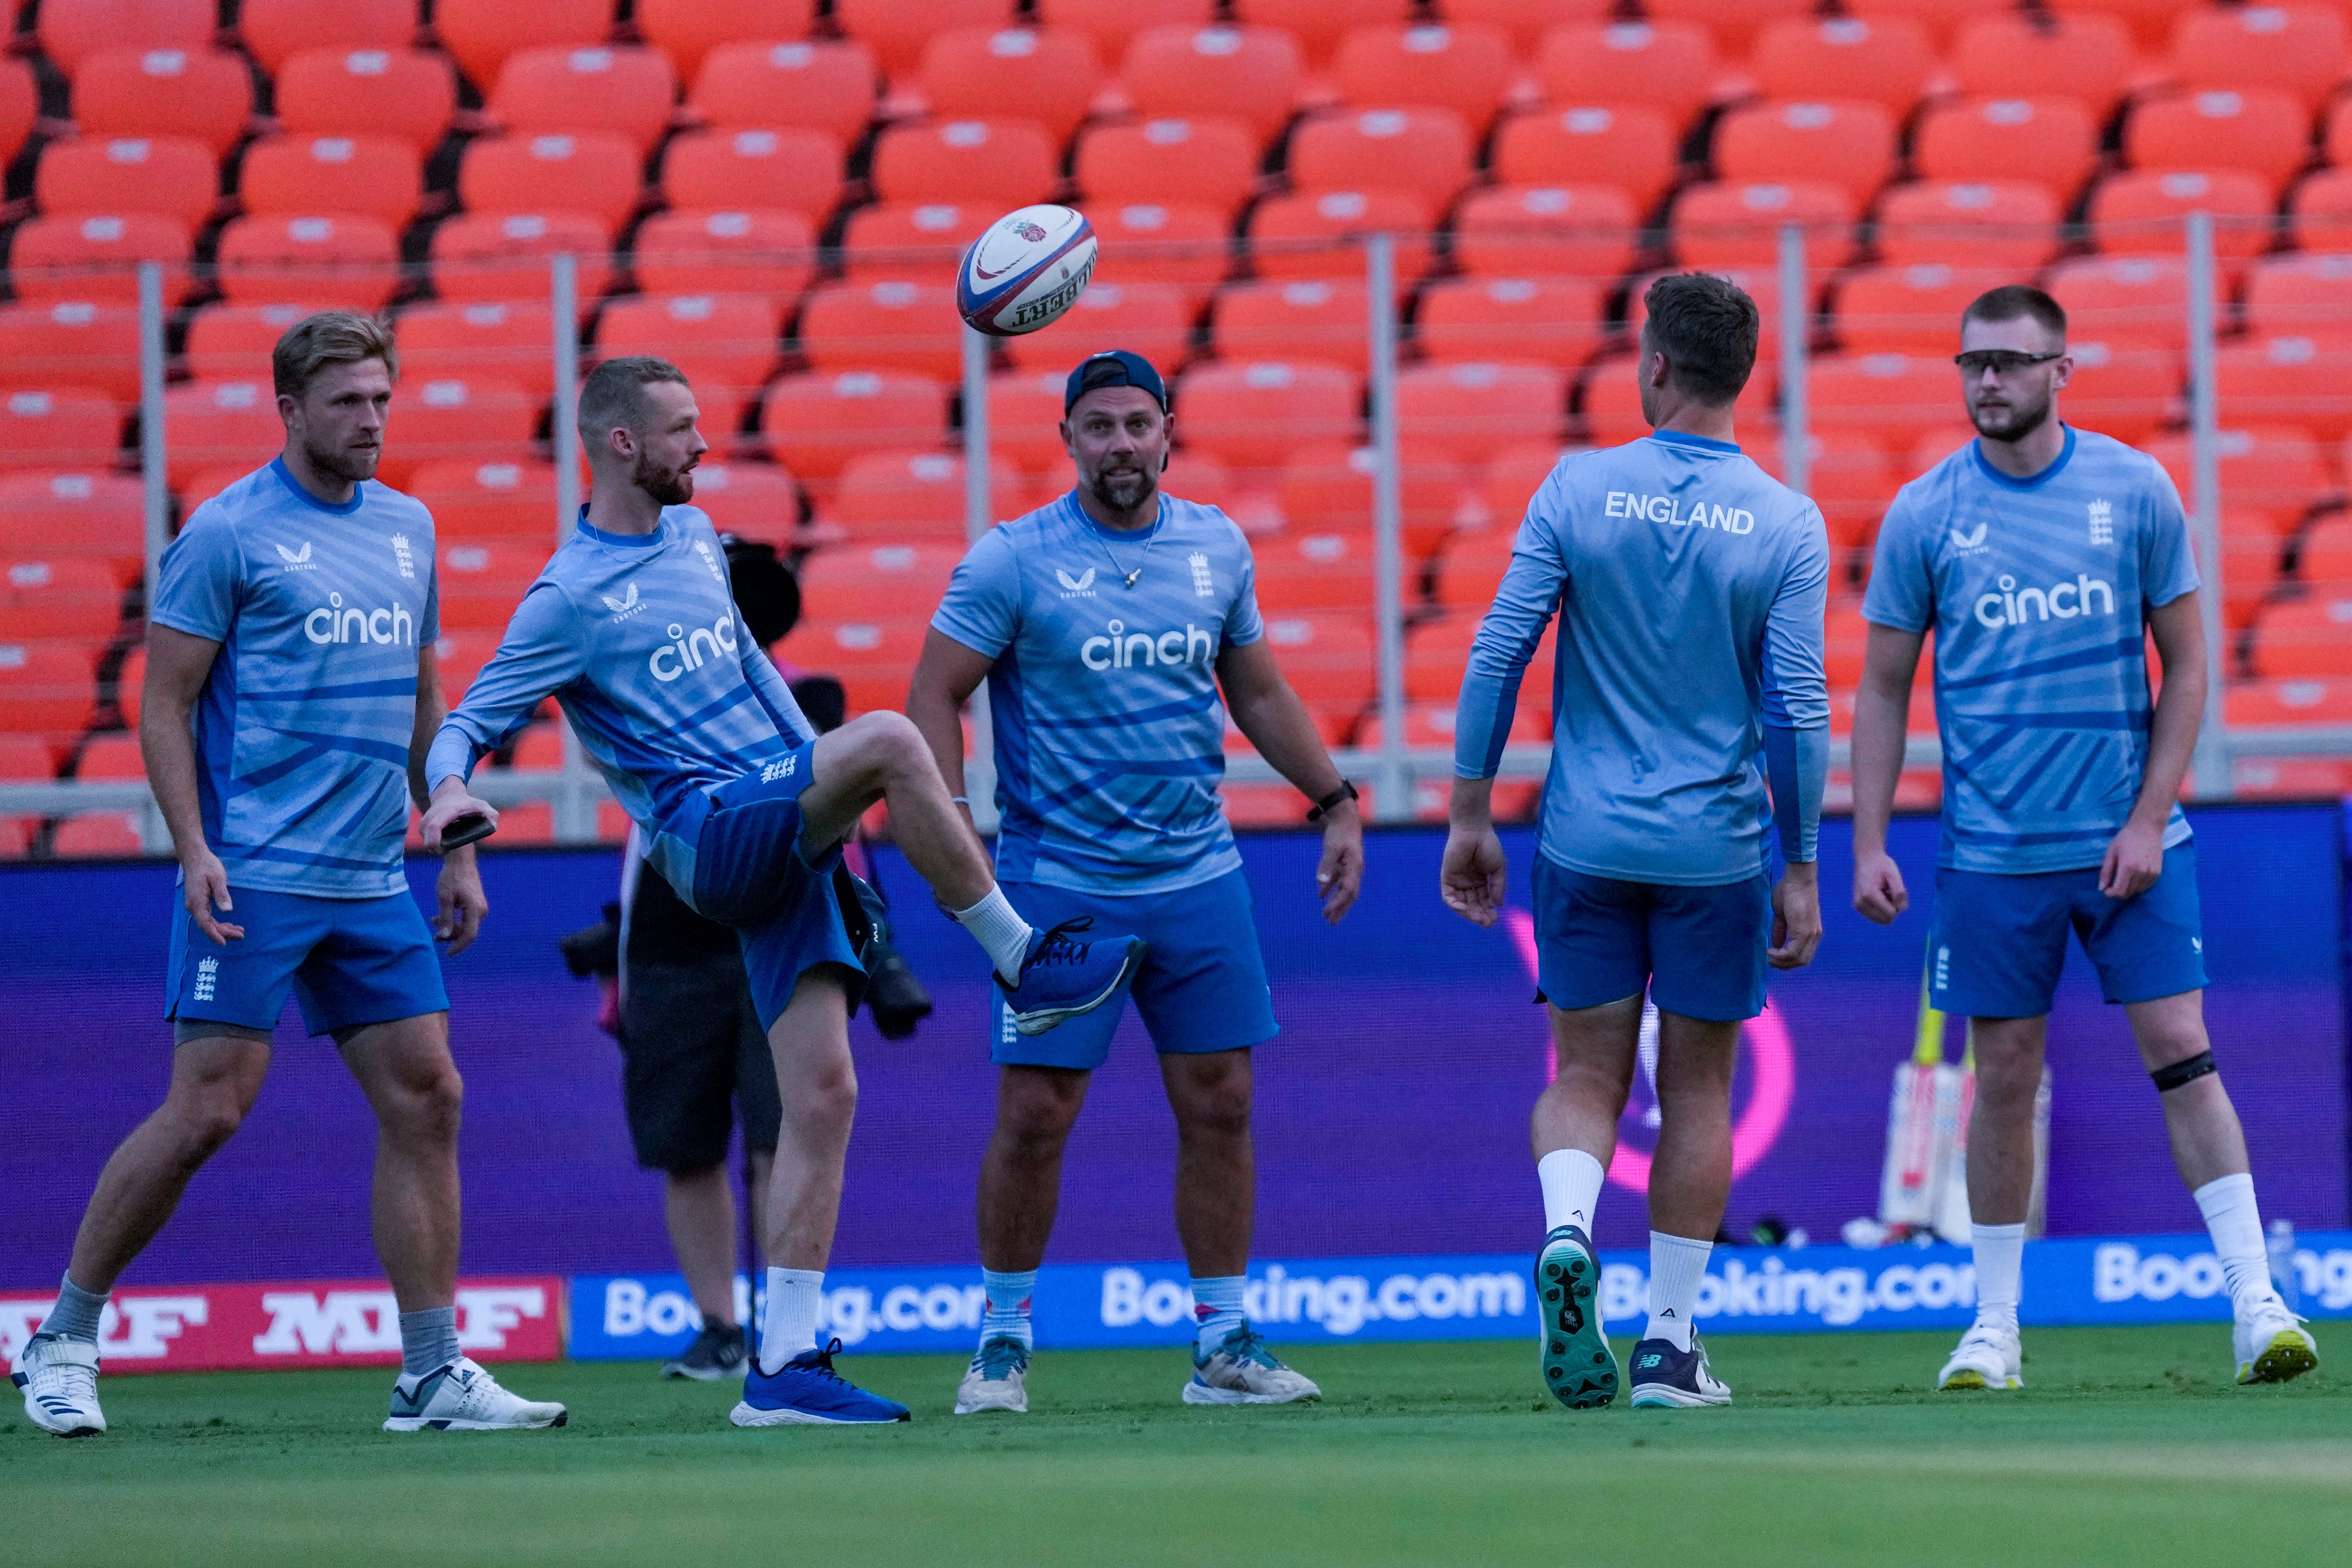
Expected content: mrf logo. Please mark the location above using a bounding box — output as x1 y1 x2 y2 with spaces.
1081 619 1215 672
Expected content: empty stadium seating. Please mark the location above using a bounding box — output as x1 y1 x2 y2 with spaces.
434 0 612 96
1331 22 1513 131
662 128 844 224
1714 101 1898 210
1951 12 2133 115
634 0 812 83
596 293 782 431
869 119 1058 209
273 47 458 155
1913 97 2101 202
1672 182 1857 270
631 208 818 302
1489 105 1678 218
73 48 253 158
396 301 557 398
38 137 218 233
215 215 401 311
1875 182 2064 272
1415 276 1609 372
1395 362 1569 468
1122 24 1303 143
239 0 415 74
238 135 424 231
1287 109 1475 214
796 281 964 381
459 133 644 239
491 46 678 157
0 390 124 473
428 212 613 305
681 459 802 541
1248 190 1435 286
1536 22 1716 137
404 459 561 542
39 0 212 77
373 377 539 489
185 302 315 384
922 27 1101 145
1450 186 1639 281
2127 89 2313 197
761 372 951 482
1007 282 1192 375
2171 2 2346 112
1176 361 1363 474
0 302 143 404
1749 15 1936 113
0 471 145 584
690 39 878 145
1083 202 1231 313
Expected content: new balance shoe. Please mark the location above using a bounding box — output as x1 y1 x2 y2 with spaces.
731 1338 910 1426
2235 1294 2319 1385
1182 1325 1320 1405
998 918 1145 1036
1938 1319 2024 1391
662 1322 751 1381
1535 1225 1615 1410
383 1358 567 1431
954 1335 1030 1415
12 1333 104 1438
1628 1333 1732 1408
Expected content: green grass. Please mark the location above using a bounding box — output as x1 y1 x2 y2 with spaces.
7 1327 2349 1567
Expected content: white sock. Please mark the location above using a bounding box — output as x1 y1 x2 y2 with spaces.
1970 1221 2026 1329
1644 1231 1711 1352
2194 1172 2270 1312
1537 1148 1605 1236
759 1266 824 1374
952 886 1033 983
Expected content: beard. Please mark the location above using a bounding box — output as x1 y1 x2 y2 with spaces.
632 448 695 505
304 435 378 484
1087 462 1156 515
1969 386 2054 443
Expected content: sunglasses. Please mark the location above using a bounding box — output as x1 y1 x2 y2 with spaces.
1954 349 2064 376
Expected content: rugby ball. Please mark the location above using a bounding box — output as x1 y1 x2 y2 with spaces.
956 205 1098 337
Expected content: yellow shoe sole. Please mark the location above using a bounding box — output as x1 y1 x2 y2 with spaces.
2239 1330 2319 1385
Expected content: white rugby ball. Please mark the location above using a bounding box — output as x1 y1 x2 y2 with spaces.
956 204 1098 337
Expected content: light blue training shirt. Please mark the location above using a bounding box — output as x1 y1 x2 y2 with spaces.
931 489 1264 895
426 507 815 899
1863 425 2199 874
149 458 439 899
1454 430 1832 886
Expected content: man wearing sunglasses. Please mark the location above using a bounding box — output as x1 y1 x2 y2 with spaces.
1849 285 2315 1393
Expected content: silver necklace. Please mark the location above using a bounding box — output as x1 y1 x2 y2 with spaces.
1094 522 1158 589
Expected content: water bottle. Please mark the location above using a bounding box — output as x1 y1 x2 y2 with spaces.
2268 1218 2301 1310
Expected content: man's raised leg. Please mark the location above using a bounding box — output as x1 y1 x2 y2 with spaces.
1530 996 1641 1410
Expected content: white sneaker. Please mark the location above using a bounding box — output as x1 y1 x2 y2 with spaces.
12 1333 106 1438
1938 1319 2024 1390
383 1358 567 1431
953 1336 1030 1415
1182 1325 1320 1406
2235 1294 2319 1385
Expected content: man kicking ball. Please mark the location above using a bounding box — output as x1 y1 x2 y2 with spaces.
1850 284 2317 1390
423 356 1142 1426
908 350 1362 1413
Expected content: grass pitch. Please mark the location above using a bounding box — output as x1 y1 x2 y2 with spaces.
7 1326 2348 1567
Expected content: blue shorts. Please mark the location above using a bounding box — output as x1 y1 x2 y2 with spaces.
1530 854 1770 1022
1930 841 2207 1019
165 885 447 1039
990 869 1278 1070
689 740 864 1032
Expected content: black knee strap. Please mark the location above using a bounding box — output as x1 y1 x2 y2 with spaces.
2152 1050 2217 1093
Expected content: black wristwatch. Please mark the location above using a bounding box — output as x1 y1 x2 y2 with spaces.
1305 781 1360 823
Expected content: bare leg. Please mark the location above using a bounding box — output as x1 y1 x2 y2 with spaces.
744 1147 772 1275
65 1036 271 1293
1162 1050 1254 1278
795 713 993 909
976 1066 1089 1272
760 970 856 1271
664 1164 740 1325
338 1013 464 1313
1530 995 1642 1166
2124 989 2250 1191
1646 1013 1741 1241
1966 1016 2047 1227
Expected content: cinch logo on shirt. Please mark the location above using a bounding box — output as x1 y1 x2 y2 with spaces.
1972 573 2117 630
1080 618 1215 672
1603 491 1756 534
650 612 738 682
304 591 417 646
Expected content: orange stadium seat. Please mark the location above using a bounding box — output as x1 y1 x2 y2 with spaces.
596 293 781 430
633 0 810 84
2045 255 2215 350
1288 108 1475 214
839 0 1019 87
662 128 843 223
0 640 101 737
2052 0 2203 50
1272 442 1464 559
1250 527 1376 613
2293 169 2352 253
1404 610 1545 699
1438 0 1609 60
1414 276 1608 372
1748 15 1934 114
0 390 122 472
2147 425 2333 528
36 137 216 232
238 135 423 231
1950 12 2133 117
1075 117 1259 217
828 450 1017 541
1425 530 1522 617
2089 169 2274 272
1257 610 1377 721
776 615 927 713
429 212 613 305
460 134 643 239
1489 105 1679 218
1809 354 1960 454
1645 0 1812 57
161 380 279 486
0 733 59 780
214 215 401 310
1581 351 1775 446
1396 362 1569 468
922 27 1100 146
73 47 253 159
2249 595 2352 679
434 0 612 96
74 730 146 780
405 458 559 542
1535 22 1716 137
1003 281 1192 374
2213 336 2352 443
396 300 556 398
986 370 1078 471
1331 22 1513 131
1671 181 1856 270
690 39 877 146
1247 190 1435 286
2246 253 2352 341
1122 25 1303 145
1034 0 1213 65
2296 515 2352 585
2322 98 2352 171
176 465 253 511
38 0 211 77
679 459 801 541
634 209 817 302
0 57 33 170
761 371 950 481
274 48 458 157
2127 89 2313 197
1451 185 1640 281
1750 431 1897 553
1 557 124 640
1713 101 1898 210
238 0 415 74
2047 337 2180 445
839 202 990 285
796 281 962 381
113 642 146 726
869 119 1058 208
1175 361 1362 474
184 302 316 383
1899 426 1976 483
1912 98 2100 203
491 46 677 158
797 542 959 623
373 377 539 489
435 536 556 628
1834 264 2021 355
1213 278 1367 371
2171 2 2347 113
1843 0 1996 49
1875 182 2064 271
1232 0 1405 68
1082 202 1230 313
2227 674 2352 728
0 471 143 584
0 304 140 405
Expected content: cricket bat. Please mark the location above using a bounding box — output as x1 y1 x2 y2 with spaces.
1878 952 1950 1229
1929 1031 1976 1244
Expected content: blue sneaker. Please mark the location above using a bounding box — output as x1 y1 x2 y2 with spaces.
729 1338 910 1427
1628 1332 1732 1409
1536 1224 1616 1410
997 917 1145 1036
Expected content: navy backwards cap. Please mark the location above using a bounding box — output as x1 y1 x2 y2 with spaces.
1064 349 1168 415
